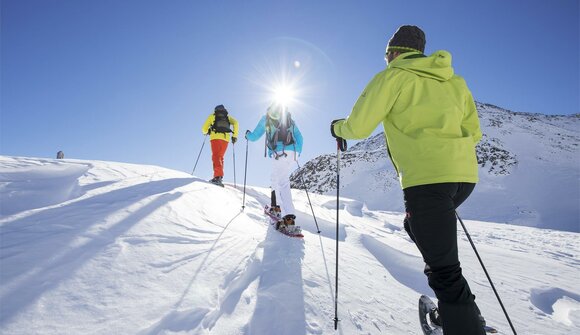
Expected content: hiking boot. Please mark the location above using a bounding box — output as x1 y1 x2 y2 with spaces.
209 176 224 187
269 206 282 218
478 313 486 328
282 214 296 226
275 220 286 231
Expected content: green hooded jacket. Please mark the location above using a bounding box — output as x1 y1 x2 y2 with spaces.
333 50 482 189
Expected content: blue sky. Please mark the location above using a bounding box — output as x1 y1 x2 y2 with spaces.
1 0 578 187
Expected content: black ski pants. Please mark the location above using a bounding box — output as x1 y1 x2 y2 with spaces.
403 182 485 335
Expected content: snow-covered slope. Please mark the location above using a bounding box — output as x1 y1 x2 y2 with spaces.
1 156 579 334
291 103 580 232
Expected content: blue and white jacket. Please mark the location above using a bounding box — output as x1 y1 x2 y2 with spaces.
246 115 303 158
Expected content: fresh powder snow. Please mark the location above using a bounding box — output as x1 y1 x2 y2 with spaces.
1 155 578 334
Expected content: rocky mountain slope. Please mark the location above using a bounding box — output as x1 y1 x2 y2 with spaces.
291 102 580 232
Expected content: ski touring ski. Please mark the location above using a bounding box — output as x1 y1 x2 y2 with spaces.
418 295 498 334
264 205 303 238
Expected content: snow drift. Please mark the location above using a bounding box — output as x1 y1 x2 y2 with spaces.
1 156 579 334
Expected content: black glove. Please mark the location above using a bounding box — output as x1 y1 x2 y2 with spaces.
330 119 347 152
336 138 347 152
245 130 251 139
206 128 212 135
232 137 237 144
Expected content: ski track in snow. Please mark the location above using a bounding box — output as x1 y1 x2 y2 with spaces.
360 235 433 297
0 156 579 335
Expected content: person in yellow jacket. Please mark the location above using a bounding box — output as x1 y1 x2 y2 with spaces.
331 25 485 335
201 104 239 187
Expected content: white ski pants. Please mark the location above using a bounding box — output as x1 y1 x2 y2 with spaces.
270 152 297 216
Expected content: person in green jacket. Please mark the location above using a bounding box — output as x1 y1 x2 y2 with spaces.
331 25 485 335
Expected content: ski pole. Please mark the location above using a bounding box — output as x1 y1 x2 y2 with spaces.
242 138 249 210
456 211 518 335
295 161 321 233
232 141 237 189
333 146 341 330
191 134 208 175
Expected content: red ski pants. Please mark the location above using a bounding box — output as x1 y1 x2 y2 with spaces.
210 139 228 178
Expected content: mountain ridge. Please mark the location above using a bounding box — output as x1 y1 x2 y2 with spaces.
291 102 580 232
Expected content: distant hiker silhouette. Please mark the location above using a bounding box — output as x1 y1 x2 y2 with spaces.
56 151 64 159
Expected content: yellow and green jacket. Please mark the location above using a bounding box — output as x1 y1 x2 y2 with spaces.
333 50 482 189
201 114 239 142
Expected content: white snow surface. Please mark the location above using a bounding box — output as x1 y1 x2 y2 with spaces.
1 156 579 334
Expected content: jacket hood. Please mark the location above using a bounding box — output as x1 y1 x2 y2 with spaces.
389 50 454 81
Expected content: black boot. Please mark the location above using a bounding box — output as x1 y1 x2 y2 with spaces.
438 300 486 335
429 307 442 327
209 176 224 187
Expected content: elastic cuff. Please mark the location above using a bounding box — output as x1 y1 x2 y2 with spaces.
330 119 344 139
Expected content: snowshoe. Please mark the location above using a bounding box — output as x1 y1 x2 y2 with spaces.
429 307 442 328
419 295 443 335
264 206 303 237
276 214 303 237
418 295 497 334
264 205 281 223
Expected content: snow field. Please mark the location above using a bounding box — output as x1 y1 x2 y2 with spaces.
1 156 578 334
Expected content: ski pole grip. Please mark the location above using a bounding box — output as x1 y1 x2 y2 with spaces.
330 119 347 152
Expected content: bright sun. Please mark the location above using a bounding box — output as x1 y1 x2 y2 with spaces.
272 85 296 106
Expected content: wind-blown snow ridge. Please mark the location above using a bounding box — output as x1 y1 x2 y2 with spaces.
291 102 580 232
1 155 579 334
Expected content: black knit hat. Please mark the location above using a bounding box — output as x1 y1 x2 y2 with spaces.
214 104 227 112
387 25 426 54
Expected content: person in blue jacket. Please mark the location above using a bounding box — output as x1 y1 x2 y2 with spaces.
245 103 303 225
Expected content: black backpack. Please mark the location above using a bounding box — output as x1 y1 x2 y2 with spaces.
211 106 232 134
265 112 295 152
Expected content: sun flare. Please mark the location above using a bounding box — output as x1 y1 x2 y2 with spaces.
245 38 335 118
272 85 296 107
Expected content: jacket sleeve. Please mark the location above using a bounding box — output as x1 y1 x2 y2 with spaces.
462 90 482 144
246 116 267 142
229 116 239 138
333 70 396 140
201 115 214 134
292 123 303 155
